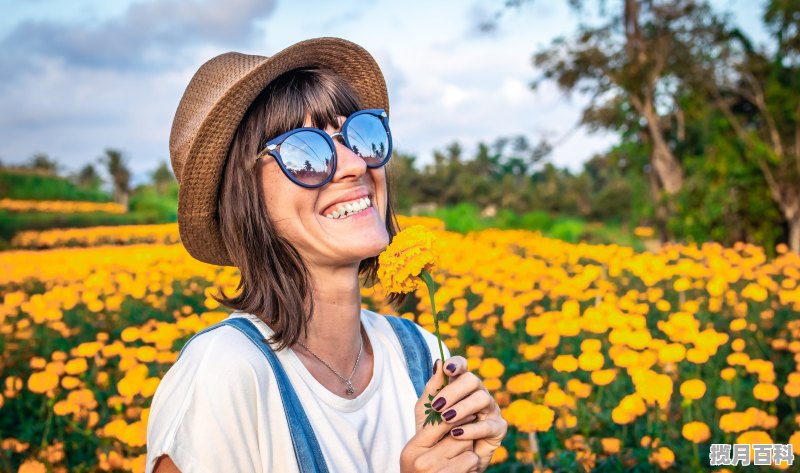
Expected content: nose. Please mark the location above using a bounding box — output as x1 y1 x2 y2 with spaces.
331 135 368 182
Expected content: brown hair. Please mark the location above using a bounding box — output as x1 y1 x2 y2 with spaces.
211 66 407 351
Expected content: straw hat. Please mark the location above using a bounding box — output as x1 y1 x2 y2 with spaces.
169 37 390 266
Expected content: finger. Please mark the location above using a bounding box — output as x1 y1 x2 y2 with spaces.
428 371 482 415
445 449 481 473
440 389 493 425
450 416 506 440
414 359 451 442
443 355 468 377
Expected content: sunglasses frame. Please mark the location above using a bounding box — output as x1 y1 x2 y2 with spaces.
255 109 393 189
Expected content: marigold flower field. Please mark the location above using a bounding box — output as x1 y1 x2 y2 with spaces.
1 216 799 472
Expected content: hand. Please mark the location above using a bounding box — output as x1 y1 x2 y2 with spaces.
401 359 481 472
430 356 508 472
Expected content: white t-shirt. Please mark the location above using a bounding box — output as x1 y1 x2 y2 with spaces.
145 308 450 473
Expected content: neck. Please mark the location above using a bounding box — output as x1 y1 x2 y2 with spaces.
292 262 367 373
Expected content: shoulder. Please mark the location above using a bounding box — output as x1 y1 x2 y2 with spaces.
361 308 451 362
150 318 276 424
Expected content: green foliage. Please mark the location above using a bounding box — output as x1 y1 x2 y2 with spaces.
547 218 586 243
0 170 111 202
129 186 178 222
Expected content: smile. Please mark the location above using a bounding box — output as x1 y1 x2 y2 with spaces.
323 196 372 219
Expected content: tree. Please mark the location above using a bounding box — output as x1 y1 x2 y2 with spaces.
99 149 131 210
150 160 175 195
27 152 61 175
74 163 103 190
687 0 800 251
533 0 722 238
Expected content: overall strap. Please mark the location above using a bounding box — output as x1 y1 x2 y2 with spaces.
384 315 433 397
177 317 329 473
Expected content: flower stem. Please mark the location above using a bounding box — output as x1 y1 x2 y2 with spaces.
420 269 448 387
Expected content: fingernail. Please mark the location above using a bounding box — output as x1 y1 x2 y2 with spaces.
452 428 464 437
432 397 446 411
443 409 456 421
433 360 438 375
446 363 456 373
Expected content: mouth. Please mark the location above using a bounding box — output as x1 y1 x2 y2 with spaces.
321 194 374 220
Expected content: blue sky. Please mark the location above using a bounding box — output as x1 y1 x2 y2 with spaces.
0 0 766 187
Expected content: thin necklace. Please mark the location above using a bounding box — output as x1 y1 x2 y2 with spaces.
297 327 364 396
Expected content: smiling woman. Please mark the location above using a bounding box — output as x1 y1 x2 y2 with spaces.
144 37 499 473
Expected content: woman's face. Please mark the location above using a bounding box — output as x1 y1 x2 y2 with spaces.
259 114 391 269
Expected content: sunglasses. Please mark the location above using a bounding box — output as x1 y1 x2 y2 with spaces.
255 109 393 188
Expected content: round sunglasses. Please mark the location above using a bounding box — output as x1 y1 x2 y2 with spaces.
255 109 393 188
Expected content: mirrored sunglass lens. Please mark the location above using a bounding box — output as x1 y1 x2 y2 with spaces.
279 131 333 186
345 114 390 165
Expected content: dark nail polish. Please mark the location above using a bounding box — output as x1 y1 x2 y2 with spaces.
432 397 446 411
443 409 456 421
452 428 464 437
433 360 438 375
446 363 456 373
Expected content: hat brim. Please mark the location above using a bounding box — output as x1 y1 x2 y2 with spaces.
176 37 390 266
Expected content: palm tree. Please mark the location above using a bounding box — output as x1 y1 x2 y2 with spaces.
99 149 131 210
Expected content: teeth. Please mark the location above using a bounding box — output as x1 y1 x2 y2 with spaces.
324 196 372 219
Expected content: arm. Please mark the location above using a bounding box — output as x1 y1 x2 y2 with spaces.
153 455 181 473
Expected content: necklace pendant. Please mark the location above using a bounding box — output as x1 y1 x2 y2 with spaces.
345 381 354 396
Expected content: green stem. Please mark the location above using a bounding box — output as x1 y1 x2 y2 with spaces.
420 269 448 387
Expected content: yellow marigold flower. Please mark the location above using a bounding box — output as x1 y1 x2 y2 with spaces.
730 318 747 332
501 400 554 432
27 371 59 394
680 379 706 400
567 379 592 398
601 437 621 454
707 276 727 297
673 278 691 292
580 339 602 352
753 383 779 402
553 354 578 372
65 358 88 375
720 412 750 433
377 225 439 294
741 283 768 302
506 372 544 394
612 406 634 425
682 421 711 443
649 446 675 470
17 458 46 473
790 431 800 457
53 400 76 416
658 343 686 364
479 358 505 379
634 226 654 238
74 341 103 358
61 376 81 390
29 357 47 369
556 413 578 430
686 348 709 364
716 396 736 410
578 351 604 371
466 345 484 358
544 385 569 408
735 430 773 457
721 367 737 381
591 369 617 386
490 446 508 465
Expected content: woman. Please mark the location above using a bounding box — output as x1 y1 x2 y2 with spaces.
145 37 507 473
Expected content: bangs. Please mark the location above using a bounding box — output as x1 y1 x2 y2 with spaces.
259 67 363 141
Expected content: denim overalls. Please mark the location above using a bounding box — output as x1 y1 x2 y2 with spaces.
176 314 433 473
